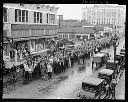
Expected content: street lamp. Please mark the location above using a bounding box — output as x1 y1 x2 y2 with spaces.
111 26 119 99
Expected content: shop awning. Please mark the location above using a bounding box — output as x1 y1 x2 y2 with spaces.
31 49 49 58
13 34 58 41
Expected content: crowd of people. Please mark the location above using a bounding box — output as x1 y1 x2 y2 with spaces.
5 36 113 84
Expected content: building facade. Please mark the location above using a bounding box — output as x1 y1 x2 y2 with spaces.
57 20 95 41
3 3 58 64
82 4 126 27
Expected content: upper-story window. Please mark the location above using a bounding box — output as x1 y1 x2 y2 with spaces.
19 10 21 22
15 9 28 23
49 14 55 24
3 7 7 22
22 10 25 22
26 11 28 22
37 12 40 23
34 12 42 23
47 13 49 23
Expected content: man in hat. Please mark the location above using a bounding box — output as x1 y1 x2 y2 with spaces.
47 62 53 79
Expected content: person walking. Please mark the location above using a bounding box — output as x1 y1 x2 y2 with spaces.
10 65 17 84
23 62 29 84
29 61 33 81
68 56 71 68
92 61 94 71
47 62 53 79
40 60 46 80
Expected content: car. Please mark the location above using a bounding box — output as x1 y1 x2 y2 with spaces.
98 69 114 84
106 60 120 78
115 54 125 63
115 54 125 70
77 77 107 99
120 48 125 56
100 51 110 60
92 53 108 70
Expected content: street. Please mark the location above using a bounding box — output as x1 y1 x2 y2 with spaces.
3 37 125 99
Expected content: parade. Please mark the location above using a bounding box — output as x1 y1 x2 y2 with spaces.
3 4 125 99
3 36 113 85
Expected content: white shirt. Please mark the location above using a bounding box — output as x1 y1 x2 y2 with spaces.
47 64 52 72
49 58 53 63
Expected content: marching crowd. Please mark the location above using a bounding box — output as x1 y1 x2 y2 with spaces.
6 37 113 84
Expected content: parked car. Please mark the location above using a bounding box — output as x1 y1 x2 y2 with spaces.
77 77 107 99
98 69 114 84
106 60 120 78
92 52 109 71
120 48 125 56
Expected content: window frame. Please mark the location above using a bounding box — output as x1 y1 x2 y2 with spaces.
19 10 22 22
15 9 18 22
34 12 37 23
3 7 8 22
26 11 28 23
37 12 40 23
40 13 42 23
47 13 49 23
22 10 25 23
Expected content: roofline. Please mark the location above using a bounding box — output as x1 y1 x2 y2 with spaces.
83 26 94 27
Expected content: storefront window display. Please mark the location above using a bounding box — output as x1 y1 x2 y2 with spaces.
3 43 9 56
31 40 36 52
31 39 45 53
13 41 29 59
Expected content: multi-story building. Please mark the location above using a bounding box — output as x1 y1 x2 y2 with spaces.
3 3 58 66
82 4 126 27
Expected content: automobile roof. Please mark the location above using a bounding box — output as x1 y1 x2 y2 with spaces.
100 51 109 53
107 60 118 63
116 54 125 56
94 53 106 57
82 77 104 86
99 69 114 75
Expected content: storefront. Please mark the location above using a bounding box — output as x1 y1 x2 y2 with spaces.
3 41 10 61
30 38 46 53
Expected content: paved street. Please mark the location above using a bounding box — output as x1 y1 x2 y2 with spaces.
3 37 125 99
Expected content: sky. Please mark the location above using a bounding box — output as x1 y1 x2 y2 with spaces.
57 4 93 20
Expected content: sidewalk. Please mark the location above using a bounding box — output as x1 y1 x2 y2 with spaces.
115 69 125 100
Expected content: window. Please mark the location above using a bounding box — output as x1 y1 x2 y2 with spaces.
15 9 18 22
49 14 55 24
47 13 49 23
26 11 28 22
37 12 40 23
49 14 51 23
34 12 42 23
34 12 36 23
40 13 42 23
15 9 28 23
3 8 7 22
22 10 25 22
19 10 21 22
